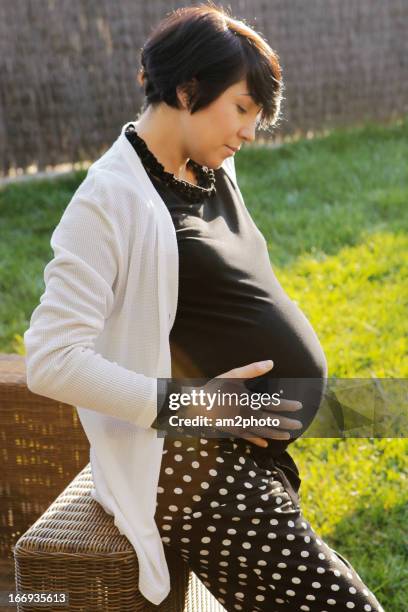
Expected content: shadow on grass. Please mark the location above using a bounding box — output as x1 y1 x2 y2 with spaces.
322 498 407 611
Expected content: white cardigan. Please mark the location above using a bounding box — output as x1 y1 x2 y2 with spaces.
24 122 238 605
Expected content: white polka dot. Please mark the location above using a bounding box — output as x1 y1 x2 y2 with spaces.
277 562 287 568
227 528 237 535
288 520 295 527
300 550 309 557
157 486 164 493
272 573 281 580
281 549 291 556
192 461 200 468
237 493 246 500
162 524 171 531
242 542 251 549
306 594 316 601
251 518 260 524
287 534 295 540
235 591 244 599
165 467 173 475
200 450 208 456
200 549 209 556
349 587 357 594
364 606 372 611
174 454 183 461
333 569 341 577
304 535 311 543
286 589 295 596
255 594 265 602
317 567 326 574
182 524 192 531
173 440 182 447
262 545 271 552
301 521 308 529
237 504 246 511
162 536 170 543
221 550 230 556
183 506 192 513
346 603 355 609
222 539 231 546
219 488 228 495
201 536 211 543
276 497 283 504
363 589 369 597
300 606 310 611
297 565 307 571
209 469 217 476
169 505 178 512
292 577 301 584
174 487 183 494
207 526 216 532
201 482 209 489
327 599 336 605
318 553 326 560
268 532 277 539
275 599 285 604
192 495 201 502
331 584 340 591
270 519 278 525
216 456 224 463
312 582 321 588
182 474 192 482
257 559 267 566
247 530 257 537
226 475 234 482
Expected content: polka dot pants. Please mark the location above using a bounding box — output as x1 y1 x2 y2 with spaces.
155 436 384 612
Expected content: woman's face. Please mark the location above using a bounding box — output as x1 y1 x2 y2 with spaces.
179 78 262 169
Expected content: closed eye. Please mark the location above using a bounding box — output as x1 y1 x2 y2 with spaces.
236 105 247 114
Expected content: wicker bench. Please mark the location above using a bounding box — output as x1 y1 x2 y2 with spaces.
1 354 225 611
14 463 225 611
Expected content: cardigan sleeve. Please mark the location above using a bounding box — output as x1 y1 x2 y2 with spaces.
23 171 159 429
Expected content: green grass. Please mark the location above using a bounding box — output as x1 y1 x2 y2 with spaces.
2 116 407 610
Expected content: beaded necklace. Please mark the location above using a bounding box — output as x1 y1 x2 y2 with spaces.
124 123 217 204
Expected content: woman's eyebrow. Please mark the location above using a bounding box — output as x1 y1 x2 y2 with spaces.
237 93 262 112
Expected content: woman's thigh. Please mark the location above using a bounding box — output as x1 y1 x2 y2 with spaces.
155 436 384 612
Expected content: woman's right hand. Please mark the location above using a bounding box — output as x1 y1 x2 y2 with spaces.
196 360 303 448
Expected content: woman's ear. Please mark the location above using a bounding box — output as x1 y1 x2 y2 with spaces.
176 78 198 111
137 68 145 87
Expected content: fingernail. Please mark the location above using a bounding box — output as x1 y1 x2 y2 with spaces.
259 360 273 369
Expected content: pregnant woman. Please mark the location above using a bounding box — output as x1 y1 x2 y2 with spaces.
24 4 384 611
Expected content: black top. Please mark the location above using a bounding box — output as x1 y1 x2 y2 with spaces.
125 123 328 460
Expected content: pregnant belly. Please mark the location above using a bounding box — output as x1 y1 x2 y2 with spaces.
245 297 328 457
171 296 328 457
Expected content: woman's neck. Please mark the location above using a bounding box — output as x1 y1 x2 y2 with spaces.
133 105 196 184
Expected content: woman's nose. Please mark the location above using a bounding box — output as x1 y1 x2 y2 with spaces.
239 121 257 143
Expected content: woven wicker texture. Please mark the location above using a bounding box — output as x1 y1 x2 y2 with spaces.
13 464 226 611
0 354 225 610
1 0 408 175
0 354 90 561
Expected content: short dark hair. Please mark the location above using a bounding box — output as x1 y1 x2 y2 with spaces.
138 3 284 132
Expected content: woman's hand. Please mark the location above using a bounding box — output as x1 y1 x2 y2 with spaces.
182 360 303 448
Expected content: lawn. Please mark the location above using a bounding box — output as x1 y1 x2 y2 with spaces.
1 116 407 610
